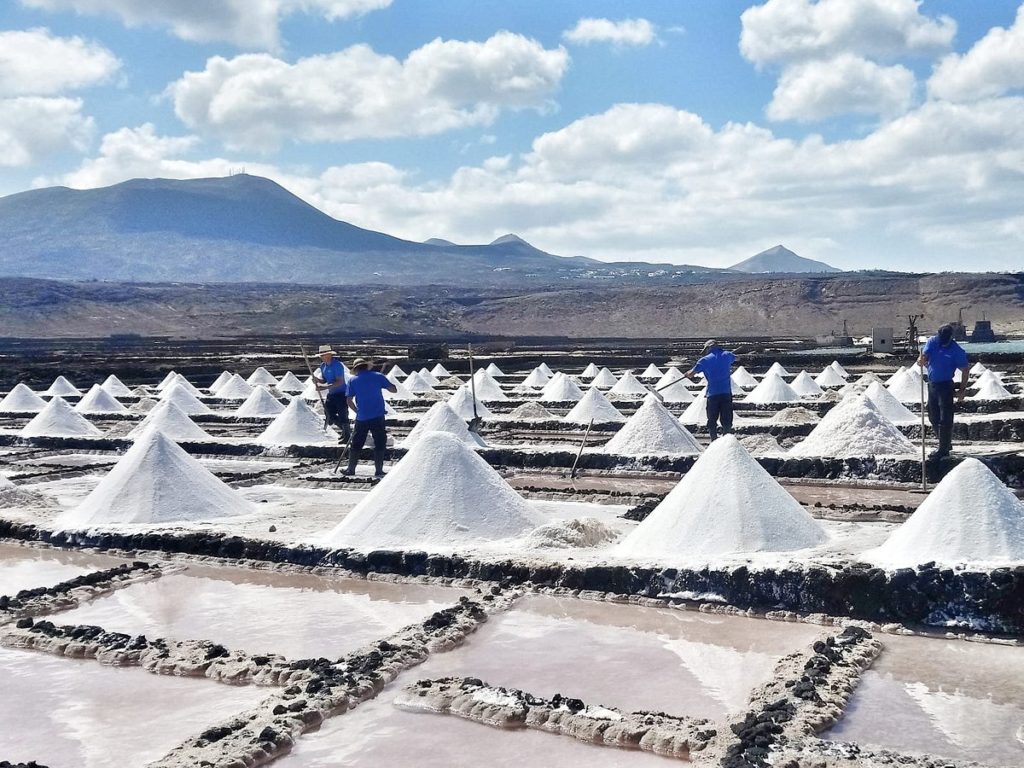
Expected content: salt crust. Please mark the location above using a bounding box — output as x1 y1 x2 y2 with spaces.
616 435 826 557
563 387 625 424
20 396 101 437
234 386 286 417
744 372 801 404
0 383 46 413
100 375 133 397
864 381 918 425
74 384 128 415
867 458 1024 566
57 426 253 526
128 397 158 414
257 396 337 445
44 375 80 396
129 400 210 441
447 386 493 420
524 517 619 548
401 402 486 448
158 380 213 415
603 396 701 456
324 431 544 549
539 372 585 402
789 394 915 457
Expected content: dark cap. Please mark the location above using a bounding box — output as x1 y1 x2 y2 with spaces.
702 339 719 352
938 325 954 344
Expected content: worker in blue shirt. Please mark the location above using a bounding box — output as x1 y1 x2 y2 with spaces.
685 339 736 440
917 324 969 460
343 357 398 478
314 344 350 443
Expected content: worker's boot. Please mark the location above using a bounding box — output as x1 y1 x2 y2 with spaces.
373 450 386 479
342 457 358 476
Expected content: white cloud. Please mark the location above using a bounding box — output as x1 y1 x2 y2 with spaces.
49 96 1024 271
0 28 120 97
767 54 915 121
740 0 955 65
0 97 94 166
168 32 569 151
928 4 1024 102
562 18 657 48
19 0 392 50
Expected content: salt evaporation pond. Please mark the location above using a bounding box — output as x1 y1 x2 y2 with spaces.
0 542 127 595
824 633 1024 767
56 564 469 659
0 646 266 768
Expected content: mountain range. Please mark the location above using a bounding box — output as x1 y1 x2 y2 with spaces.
0 174 837 286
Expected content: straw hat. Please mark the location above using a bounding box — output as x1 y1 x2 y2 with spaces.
317 344 336 355
702 339 719 352
351 358 370 370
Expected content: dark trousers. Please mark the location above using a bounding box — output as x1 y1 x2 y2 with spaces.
927 380 955 453
347 416 387 473
324 393 350 440
706 393 734 440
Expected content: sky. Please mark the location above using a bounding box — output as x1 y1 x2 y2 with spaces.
1 0 1023 272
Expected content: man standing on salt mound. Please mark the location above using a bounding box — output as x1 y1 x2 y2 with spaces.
683 339 736 440
918 324 969 461
343 357 397 478
314 344 351 443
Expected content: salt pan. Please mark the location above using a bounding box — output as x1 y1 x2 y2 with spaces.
563 387 625 424
616 435 826 557
789 394 915 457
739 434 786 456
602 396 701 456
0 383 46 413
867 458 1024 566
57 427 253 526
20 397 101 438
324 431 544 549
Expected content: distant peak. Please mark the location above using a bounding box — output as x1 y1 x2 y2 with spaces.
424 237 457 246
489 233 530 247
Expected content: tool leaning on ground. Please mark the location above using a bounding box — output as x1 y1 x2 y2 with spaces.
299 344 330 431
466 343 482 435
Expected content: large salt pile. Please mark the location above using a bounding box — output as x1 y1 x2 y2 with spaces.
20 397 101 438
247 367 279 386
885 366 907 385
74 384 128 415
616 436 826 558
384 378 417 401
100 375 133 398
744 372 800 404
57 427 253 527
591 367 618 387
655 367 684 389
169 373 203 397
0 383 46 413
679 390 707 426
639 363 663 379
814 367 846 387
156 371 178 390
867 458 1024 566
829 360 850 378
519 368 550 389
539 372 584 402
128 397 158 414
563 387 625 424
44 376 80 397
485 362 506 377
505 402 555 421
971 375 1013 400
447 386 493 420
325 431 544 549
853 372 884 387
214 373 254 400
970 361 988 376
234 386 285 417
257 396 336 445
470 370 509 401
790 371 824 398
790 394 915 457
657 379 695 403
401 402 486 448
430 363 451 377
766 362 791 378
129 400 210 441
208 371 233 393
731 366 758 389
864 382 918 425
608 370 650 397
159 380 212 415
389 364 407 379
440 375 464 387
537 362 555 377
603 396 701 456
581 362 600 379
886 367 924 403
404 371 437 394
277 371 305 394
416 368 439 386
